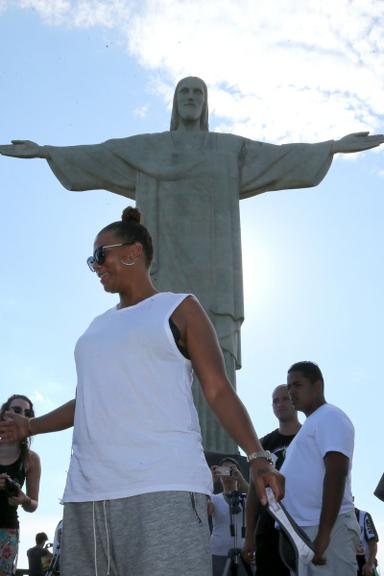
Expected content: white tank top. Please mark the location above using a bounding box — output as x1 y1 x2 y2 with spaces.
62 292 212 502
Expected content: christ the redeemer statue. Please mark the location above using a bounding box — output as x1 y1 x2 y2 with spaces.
1 76 383 452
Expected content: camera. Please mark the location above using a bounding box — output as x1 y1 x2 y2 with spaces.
4 477 20 497
215 465 233 477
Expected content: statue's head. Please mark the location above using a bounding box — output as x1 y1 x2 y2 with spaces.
170 76 209 131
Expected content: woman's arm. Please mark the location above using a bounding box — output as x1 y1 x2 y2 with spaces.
23 450 41 512
0 400 75 443
8 450 41 513
172 296 284 503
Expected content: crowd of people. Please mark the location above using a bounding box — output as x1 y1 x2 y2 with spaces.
209 374 380 576
0 208 380 576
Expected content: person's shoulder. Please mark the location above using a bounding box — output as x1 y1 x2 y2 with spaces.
312 404 354 442
28 449 40 460
314 403 352 422
26 449 41 471
260 428 280 447
324 404 353 425
173 293 205 315
90 306 118 323
155 291 197 311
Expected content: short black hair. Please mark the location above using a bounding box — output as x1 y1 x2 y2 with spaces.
288 361 324 385
35 533 48 545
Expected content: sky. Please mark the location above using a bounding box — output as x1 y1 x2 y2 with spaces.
0 0 383 569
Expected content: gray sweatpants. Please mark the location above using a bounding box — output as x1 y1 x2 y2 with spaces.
295 511 360 576
61 491 211 576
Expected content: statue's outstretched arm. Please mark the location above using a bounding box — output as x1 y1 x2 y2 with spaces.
0 140 49 159
333 132 384 154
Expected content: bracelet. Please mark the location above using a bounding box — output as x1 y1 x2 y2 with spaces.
247 450 273 465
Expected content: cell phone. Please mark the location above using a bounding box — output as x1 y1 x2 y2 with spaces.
4 477 20 497
215 466 233 477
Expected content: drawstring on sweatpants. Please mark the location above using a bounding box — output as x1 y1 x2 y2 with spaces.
92 501 111 576
92 502 98 576
103 500 111 576
190 492 202 523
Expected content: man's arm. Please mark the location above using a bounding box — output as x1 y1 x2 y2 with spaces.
312 451 350 565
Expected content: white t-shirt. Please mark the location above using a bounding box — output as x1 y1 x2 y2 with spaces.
62 292 212 502
280 403 354 526
211 493 246 555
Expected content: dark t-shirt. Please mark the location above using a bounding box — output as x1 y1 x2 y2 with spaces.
255 429 297 535
27 546 51 576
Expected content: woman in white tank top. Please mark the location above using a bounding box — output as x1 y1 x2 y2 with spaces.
0 207 283 576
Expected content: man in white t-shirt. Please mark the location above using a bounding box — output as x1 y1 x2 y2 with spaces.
280 361 360 575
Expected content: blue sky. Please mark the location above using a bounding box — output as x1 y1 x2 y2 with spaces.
1 0 383 568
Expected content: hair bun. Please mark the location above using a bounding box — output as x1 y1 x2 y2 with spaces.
122 206 141 224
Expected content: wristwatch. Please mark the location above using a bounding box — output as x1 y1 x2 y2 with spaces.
247 450 273 465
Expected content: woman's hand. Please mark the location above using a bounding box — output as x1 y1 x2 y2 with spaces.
250 459 285 506
7 485 25 507
0 474 25 506
0 412 30 443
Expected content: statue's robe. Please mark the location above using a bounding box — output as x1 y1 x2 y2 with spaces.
47 131 333 450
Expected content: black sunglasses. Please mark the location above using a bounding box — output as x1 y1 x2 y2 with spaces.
10 406 34 418
87 242 133 272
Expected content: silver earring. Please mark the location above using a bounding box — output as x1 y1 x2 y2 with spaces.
120 258 135 267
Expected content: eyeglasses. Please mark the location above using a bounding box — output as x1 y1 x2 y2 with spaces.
87 242 133 272
10 406 34 418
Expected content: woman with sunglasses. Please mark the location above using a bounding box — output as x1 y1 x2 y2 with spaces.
0 395 40 576
0 207 283 576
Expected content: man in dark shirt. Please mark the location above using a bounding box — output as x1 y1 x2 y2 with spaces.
27 532 52 576
243 385 301 575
